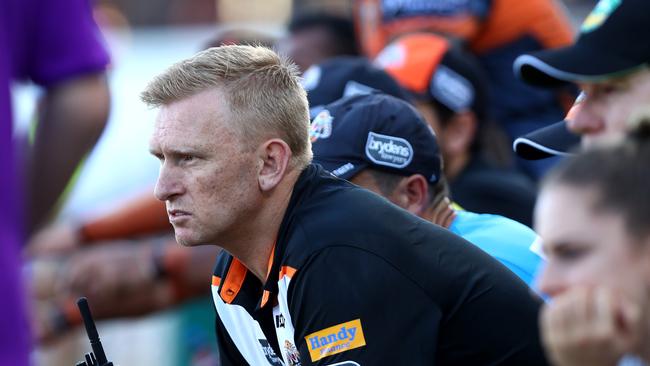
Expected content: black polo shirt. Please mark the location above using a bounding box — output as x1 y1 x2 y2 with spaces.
211 164 547 365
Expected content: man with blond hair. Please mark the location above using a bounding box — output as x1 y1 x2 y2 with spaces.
143 45 548 365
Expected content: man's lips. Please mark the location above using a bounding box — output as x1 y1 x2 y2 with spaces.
168 209 191 222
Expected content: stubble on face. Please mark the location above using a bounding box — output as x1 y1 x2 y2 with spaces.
151 88 262 248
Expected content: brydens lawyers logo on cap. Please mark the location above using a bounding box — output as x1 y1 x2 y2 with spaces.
365 132 413 168
310 109 333 142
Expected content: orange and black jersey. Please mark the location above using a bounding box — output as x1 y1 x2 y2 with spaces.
211 164 548 365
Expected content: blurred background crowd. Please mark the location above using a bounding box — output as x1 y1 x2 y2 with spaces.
7 0 601 365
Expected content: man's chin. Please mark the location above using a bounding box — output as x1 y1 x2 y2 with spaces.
174 232 200 247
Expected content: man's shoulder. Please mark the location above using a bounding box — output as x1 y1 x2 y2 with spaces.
285 195 501 288
286 175 458 256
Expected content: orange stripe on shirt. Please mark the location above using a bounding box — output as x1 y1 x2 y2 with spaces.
260 265 297 308
212 275 221 287
221 259 247 303
279 266 297 280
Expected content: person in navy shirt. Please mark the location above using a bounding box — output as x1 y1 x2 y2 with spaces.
312 93 543 287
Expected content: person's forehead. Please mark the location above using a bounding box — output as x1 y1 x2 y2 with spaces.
537 185 627 248
537 186 594 237
578 67 650 90
157 89 229 126
151 92 234 146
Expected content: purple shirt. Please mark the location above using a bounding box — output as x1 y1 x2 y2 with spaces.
0 0 109 363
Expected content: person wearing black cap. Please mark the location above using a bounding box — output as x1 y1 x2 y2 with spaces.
312 92 544 287
513 0 650 159
301 56 411 118
376 32 538 227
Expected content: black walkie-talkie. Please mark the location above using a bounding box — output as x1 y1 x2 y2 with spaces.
74 297 114 366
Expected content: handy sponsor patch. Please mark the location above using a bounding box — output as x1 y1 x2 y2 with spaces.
365 132 413 168
305 319 366 362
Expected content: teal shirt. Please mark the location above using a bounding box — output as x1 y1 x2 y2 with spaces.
450 210 543 287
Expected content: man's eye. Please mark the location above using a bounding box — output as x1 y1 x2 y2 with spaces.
182 155 195 162
596 83 624 97
556 247 587 262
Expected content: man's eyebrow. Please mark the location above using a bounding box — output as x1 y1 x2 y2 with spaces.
149 147 203 157
543 240 587 256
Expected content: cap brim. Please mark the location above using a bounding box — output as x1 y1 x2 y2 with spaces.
513 121 580 160
514 43 645 87
313 159 367 180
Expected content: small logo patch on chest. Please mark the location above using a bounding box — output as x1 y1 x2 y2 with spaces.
304 319 366 362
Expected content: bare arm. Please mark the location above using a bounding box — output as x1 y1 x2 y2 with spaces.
31 239 221 343
26 73 110 233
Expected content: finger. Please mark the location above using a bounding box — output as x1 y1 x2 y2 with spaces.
554 290 579 341
612 291 643 352
593 287 616 337
540 303 556 345
540 303 568 365
441 207 456 229
572 287 593 341
430 199 445 224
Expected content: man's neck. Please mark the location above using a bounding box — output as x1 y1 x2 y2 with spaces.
222 169 301 283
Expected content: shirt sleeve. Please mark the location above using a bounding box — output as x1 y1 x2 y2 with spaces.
288 246 442 365
29 0 110 86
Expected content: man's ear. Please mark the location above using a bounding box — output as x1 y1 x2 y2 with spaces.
441 111 477 156
257 139 292 192
394 174 429 216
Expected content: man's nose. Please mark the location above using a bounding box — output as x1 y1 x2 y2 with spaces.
154 163 184 201
536 264 567 299
566 97 605 136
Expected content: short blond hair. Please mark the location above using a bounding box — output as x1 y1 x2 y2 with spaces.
141 45 312 168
